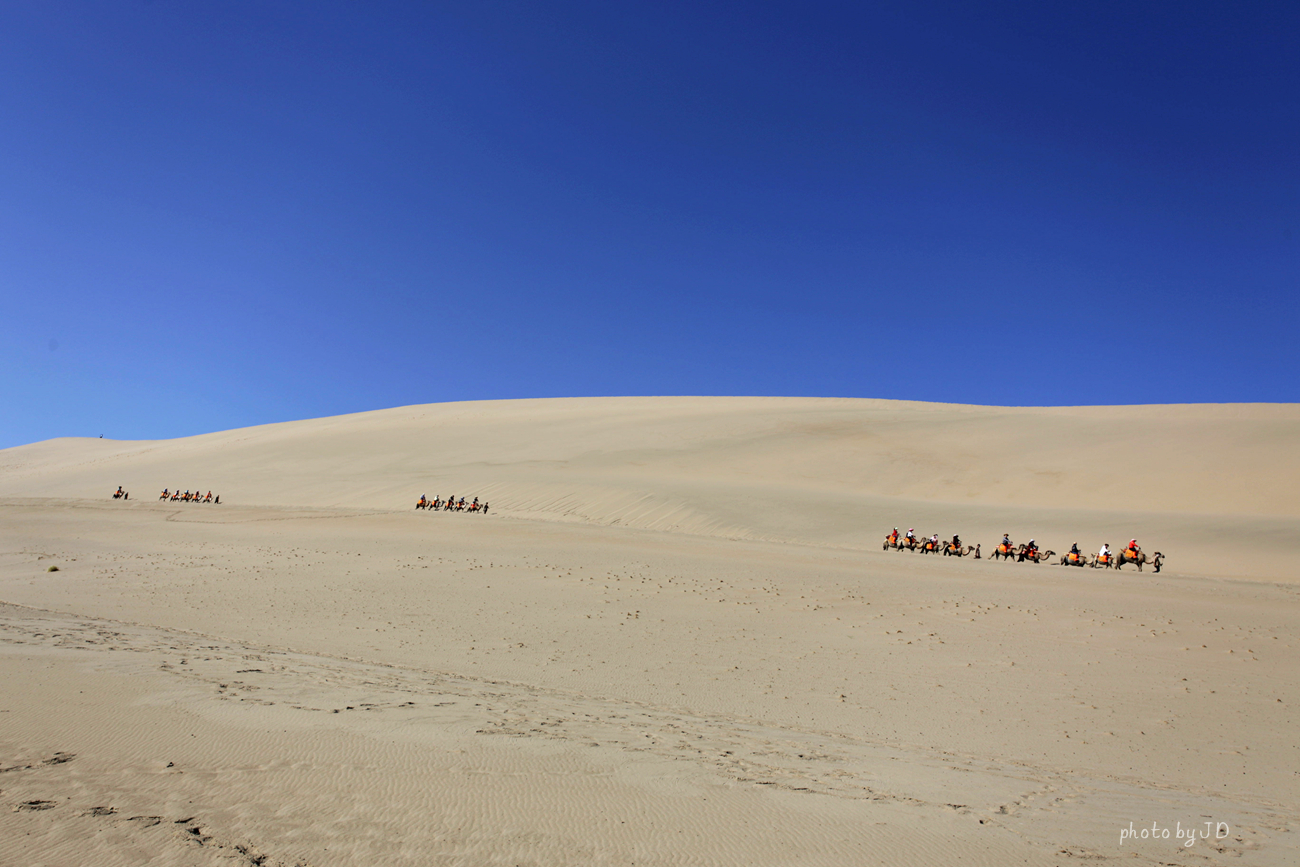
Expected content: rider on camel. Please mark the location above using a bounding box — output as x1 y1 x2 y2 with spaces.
1127 538 1140 556
905 528 916 543
1001 533 1012 550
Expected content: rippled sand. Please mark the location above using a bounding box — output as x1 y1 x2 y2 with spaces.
2 398 1296 865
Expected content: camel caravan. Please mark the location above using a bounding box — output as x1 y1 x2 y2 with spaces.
884 529 979 558
159 489 220 504
884 528 1163 573
1048 539 1162 572
416 495 489 514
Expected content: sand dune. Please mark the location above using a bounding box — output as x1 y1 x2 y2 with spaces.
2 397 1298 577
2 398 1297 865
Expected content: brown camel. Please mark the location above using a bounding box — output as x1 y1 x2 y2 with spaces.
1115 549 1164 573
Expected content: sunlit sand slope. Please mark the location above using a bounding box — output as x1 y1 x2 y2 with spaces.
1 397 1296 578
3 399 1299 865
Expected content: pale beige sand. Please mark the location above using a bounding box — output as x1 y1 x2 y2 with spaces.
1 398 1297 866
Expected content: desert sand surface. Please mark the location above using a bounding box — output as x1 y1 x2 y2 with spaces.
1 397 1297 866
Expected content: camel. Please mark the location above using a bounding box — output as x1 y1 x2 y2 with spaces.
943 543 977 557
1018 546 1054 564
112 488 128 500
991 542 1018 561
1058 551 1088 567
1115 549 1164 573
1090 552 1114 569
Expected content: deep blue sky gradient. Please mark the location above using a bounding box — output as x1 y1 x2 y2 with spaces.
2 1 1297 447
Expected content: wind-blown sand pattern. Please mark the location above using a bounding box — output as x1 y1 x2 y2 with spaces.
1 398 1297 865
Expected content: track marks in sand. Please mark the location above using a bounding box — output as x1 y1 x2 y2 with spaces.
4 605 972 808
0 749 311 867
1 604 1294 866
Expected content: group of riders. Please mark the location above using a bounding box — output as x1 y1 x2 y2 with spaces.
1056 539 1153 569
886 527 1157 570
416 494 488 514
1007 535 1147 568
885 528 973 557
159 488 219 503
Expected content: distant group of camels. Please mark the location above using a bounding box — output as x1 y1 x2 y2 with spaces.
884 531 1163 572
416 495 489 514
111 485 1167 573
159 488 220 503
108 487 221 503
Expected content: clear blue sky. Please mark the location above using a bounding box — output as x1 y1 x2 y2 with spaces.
2 1 1296 448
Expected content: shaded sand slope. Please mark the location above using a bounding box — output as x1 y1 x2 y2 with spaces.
1 397 1297 578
